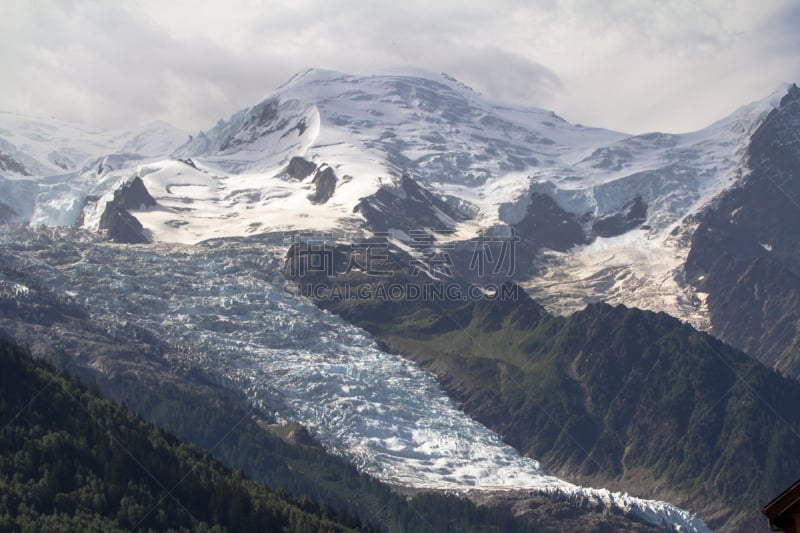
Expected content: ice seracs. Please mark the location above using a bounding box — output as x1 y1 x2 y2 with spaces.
0 110 189 225
0 230 711 532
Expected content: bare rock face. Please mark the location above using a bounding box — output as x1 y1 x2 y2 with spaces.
0 151 31 176
283 157 336 203
284 424 320 447
354 173 469 232
308 164 337 204
285 156 317 180
261 422 321 448
513 192 588 252
592 196 648 238
98 207 148 244
97 177 157 244
685 84 800 377
115 176 157 210
219 99 280 152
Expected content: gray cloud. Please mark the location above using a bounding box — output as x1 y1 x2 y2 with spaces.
1 0 798 134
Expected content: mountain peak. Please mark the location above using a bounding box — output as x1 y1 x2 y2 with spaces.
280 66 472 88
277 67 347 89
780 82 800 107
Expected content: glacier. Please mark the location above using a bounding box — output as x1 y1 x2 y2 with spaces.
0 228 708 531
3 68 793 531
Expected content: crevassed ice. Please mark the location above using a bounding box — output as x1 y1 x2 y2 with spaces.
25 236 709 532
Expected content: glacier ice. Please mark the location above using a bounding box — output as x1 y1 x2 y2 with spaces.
0 231 709 532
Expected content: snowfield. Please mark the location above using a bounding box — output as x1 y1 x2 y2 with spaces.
1 69 787 327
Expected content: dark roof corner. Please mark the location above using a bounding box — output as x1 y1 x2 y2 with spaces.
763 478 800 531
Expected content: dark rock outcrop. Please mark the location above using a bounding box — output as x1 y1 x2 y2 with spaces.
114 176 157 211
355 174 470 233
219 100 281 152
285 156 317 180
177 157 199 170
0 151 30 176
96 177 157 244
264 423 321 448
512 192 588 252
99 208 149 244
308 165 337 204
592 196 648 238
685 83 800 377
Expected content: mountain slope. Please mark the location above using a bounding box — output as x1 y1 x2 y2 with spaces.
686 83 800 377
0 226 708 532
4 68 800 530
0 336 361 533
0 228 545 533
287 244 800 531
2 70 792 340
0 111 188 226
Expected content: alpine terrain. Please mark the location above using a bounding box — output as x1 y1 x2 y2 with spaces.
2 67 800 531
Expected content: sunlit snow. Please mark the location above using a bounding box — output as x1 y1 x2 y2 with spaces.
1 71 785 329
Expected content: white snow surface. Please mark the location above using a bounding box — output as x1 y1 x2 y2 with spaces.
1 71 786 325
0 232 709 532
1 70 780 240
0 111 189 225
2 72 782 239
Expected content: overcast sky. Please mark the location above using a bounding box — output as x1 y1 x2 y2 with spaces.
2 0 799 134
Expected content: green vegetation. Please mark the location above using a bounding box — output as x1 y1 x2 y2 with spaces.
0 337 537 532
0 337 362 532
314 273 800 529
106 376 533 533
0 341 360 532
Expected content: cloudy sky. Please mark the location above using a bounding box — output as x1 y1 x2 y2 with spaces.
2 0 799 134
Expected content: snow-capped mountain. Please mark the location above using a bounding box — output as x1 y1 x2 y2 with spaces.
3 68 799 531
685 84 800 377
1 68 788 330
0 111 188 226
